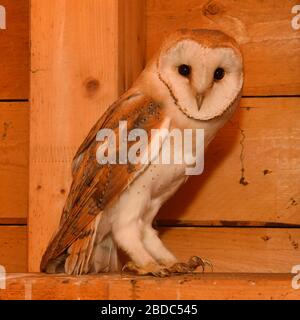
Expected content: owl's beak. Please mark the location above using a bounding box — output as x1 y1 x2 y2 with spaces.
196 94 203 111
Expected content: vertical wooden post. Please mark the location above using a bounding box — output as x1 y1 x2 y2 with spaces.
29 0 145 271
119 0 146 92
0 5 6 30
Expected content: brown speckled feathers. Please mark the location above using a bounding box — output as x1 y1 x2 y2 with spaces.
40 92 166 272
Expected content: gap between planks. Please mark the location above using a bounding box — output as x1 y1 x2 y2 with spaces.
156 220 300 228
2 219 300 227
242 95 300 98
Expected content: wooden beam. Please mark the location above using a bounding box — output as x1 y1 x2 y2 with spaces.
29 0 146 272
0 102 28 223
0 226 27 273
119 0 146 92
146 0 300 95
0 273 298 300
0 0 29 99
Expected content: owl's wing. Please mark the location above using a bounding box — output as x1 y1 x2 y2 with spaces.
41 92 170 271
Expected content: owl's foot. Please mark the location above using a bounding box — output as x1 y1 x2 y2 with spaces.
122 256 212 277
166 256 213 274
122 261 170 277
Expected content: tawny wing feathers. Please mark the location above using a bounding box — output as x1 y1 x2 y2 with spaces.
40 92 166 272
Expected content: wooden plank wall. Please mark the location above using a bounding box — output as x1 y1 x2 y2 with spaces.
0 0 29 99
158 98 300 225
147 0 300 273
1 0 298 275
29 0 300 273
0 0 29 272
146 0 300 95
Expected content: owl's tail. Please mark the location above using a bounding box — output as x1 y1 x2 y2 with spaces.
43 214 120 275
44 215 101 275
90 234 120 273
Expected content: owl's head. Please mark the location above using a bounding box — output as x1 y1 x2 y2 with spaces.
153 29 243 121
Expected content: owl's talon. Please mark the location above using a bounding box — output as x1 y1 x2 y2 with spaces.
122 261 141 274
151 268 170 278
187 256 214 272
202 258 214 272
122 256 213 277
187 256 205 271
166 256 213 274
122 261 171 277
168 262 192 274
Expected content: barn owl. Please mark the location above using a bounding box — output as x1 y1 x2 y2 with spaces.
41 29 243 276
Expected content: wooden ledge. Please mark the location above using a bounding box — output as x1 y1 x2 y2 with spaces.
0 273 299 300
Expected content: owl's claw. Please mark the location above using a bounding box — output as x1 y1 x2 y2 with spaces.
168 262 191 273
151 268 171 277
166 256 213 274
187 255 213 272
122 261 170 277
122 261 140 274
122 256 213 277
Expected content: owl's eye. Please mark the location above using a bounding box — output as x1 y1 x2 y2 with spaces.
178 64 191 77
214 67 225 81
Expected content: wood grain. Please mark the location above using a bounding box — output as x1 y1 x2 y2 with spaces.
159 98 300 225
0 103 28 223
119 0 146 92
0 0 29 99
0 273 298 300
0 226 27 273
2 225 299 274
29 0 145 272
29 0 300 273
146 0 300 95
160 227 300 273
